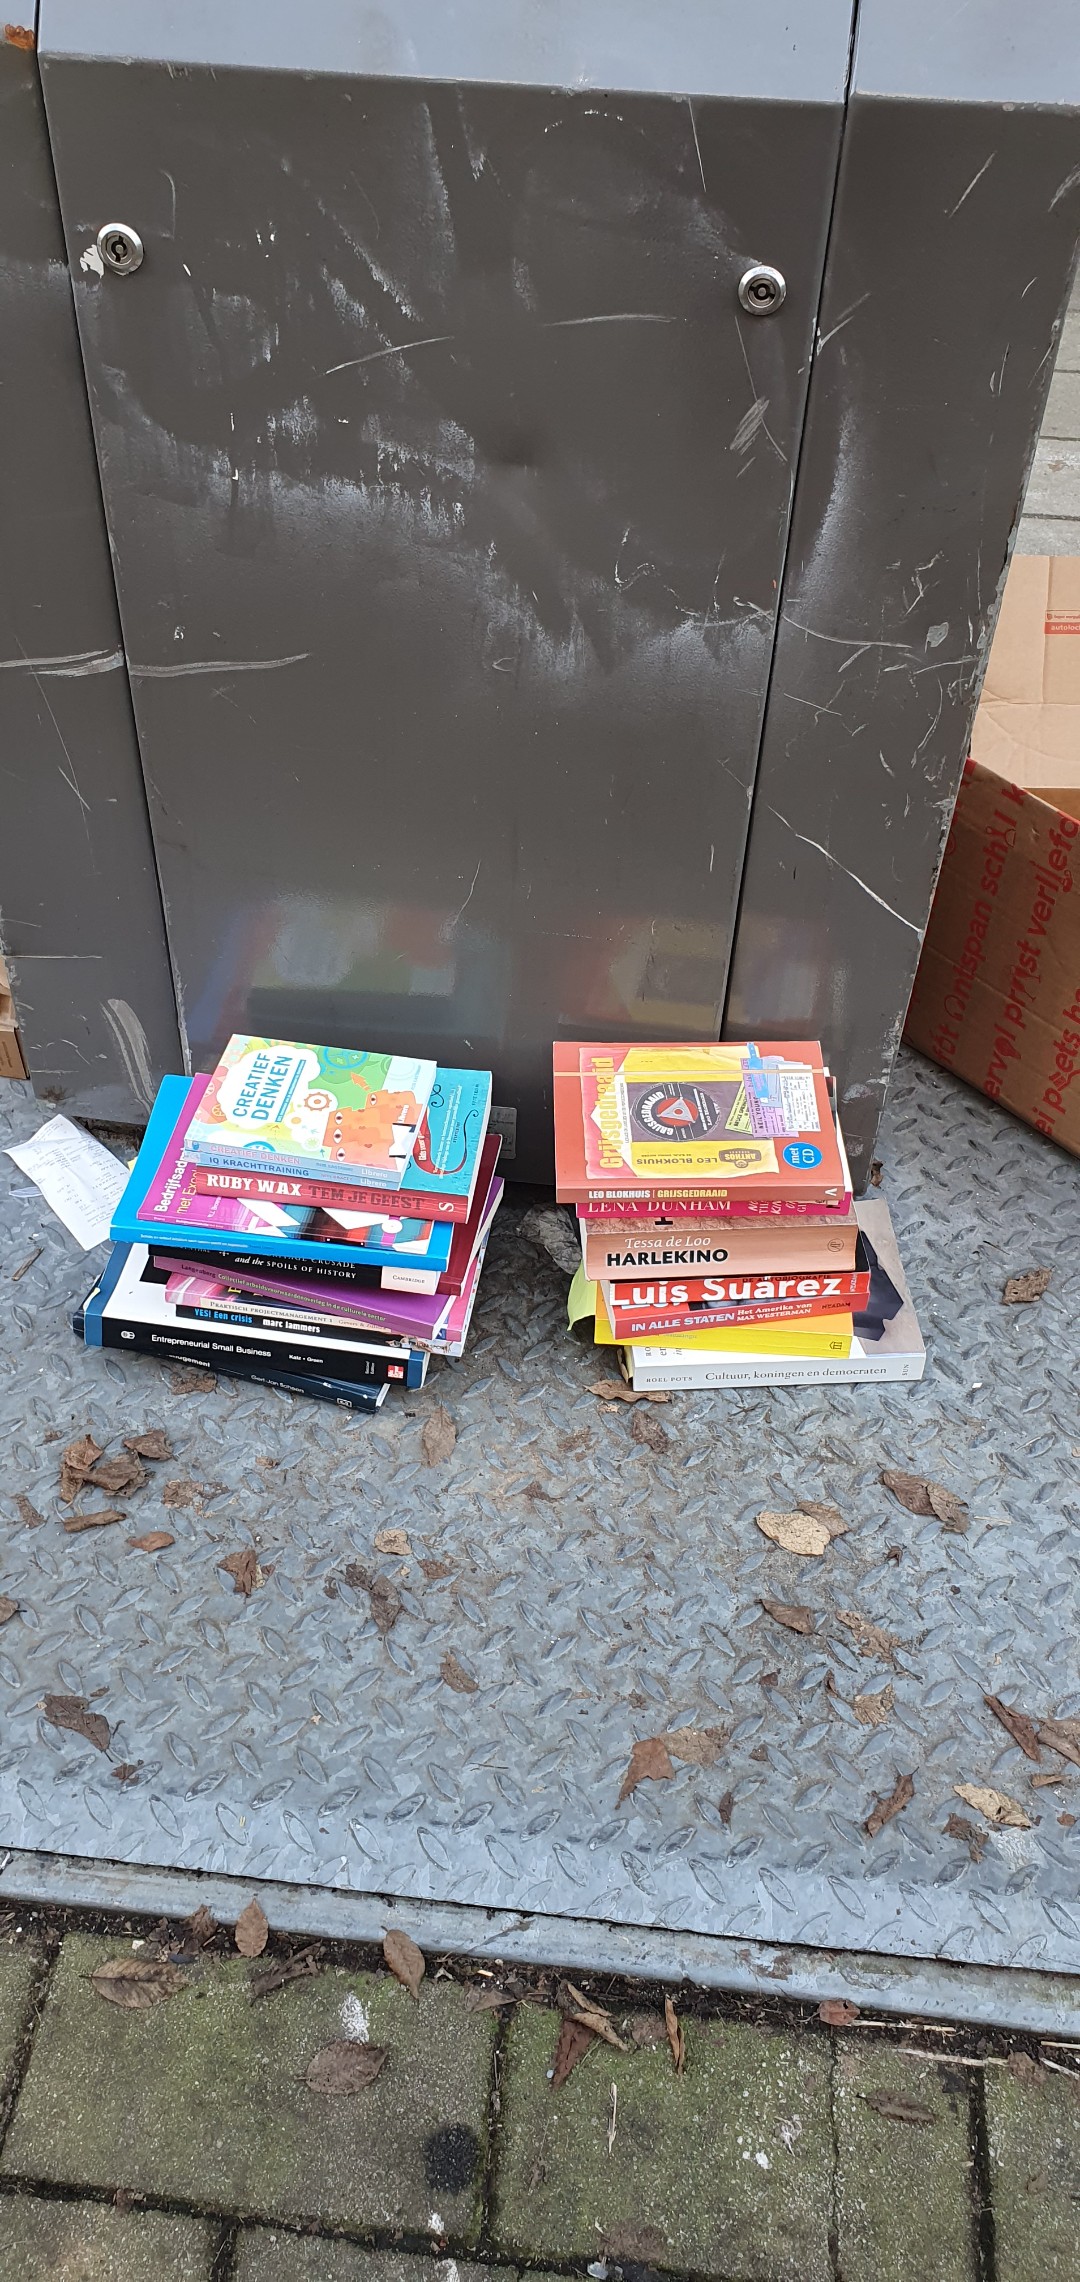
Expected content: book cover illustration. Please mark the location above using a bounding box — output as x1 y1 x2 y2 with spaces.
555 1041 844 1204
192 1066 494 1223
183 1036 436 1190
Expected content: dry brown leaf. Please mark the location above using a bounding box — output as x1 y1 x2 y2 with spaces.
756 1508 845 1558
561 1983 628 2052
819 1998 861 2026
954 1782 1032 1830
383 1928 425 1999
110 1761 141 1786
250 1943 322 2001
123 1430 173 1461
420 1405 457 1466
760 1597 815 1635
869 1159 884 1187
234 1898 269 1957
305 2040 386 2094
586 1380 669 1406
166 1366 216 1393
1031 1771 1069 1789
344 1563 402 1635
128 1531 175 1553
863 2089 935 2126
985 1694 1042 1763
59 1434 103 1502
836 1609 901 1667
927 1483 969 1534
90 1958 187 2010
1002 1267 1052 1306
880 1468 968 1532
880 1466 935 1516
15 1494 45 1530
187 1905 217 1947
374 1528 411 1557
551 2015 595 2088
664 1994 685 2074
88 1453 147 1496
418 1559 453 1582
0 1595 18 1626
853 1685 895 1728
1007 2052 1047 2088
42 1693 110 1753
220 1549 265 1597
943 1813 986 1862
439 1651 477 1694
864 1771 915 1837
797 1499 848 1529
631 1410 669 1453
664 1726 728 1768
717 1789 735 1826
63 1508 126 1534
464 1985 517 2013
1038 1718 1080 1769
163 1477 222 1509
617 1735 675 1805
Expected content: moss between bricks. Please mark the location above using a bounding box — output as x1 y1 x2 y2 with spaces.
833 2044 977 2282
1 1934 497 2242
0 1937 43 2102
985 2066 1080 2282
491 2004 833 2282
0 2194 215 2282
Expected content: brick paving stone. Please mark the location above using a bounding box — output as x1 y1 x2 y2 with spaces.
492 2005 833 2281
235 2245 495 2282
0 2192 215 2280
834 2045 976 2282
986 2063 1080 2281
2 1936 496 2243
0 1936 41 2098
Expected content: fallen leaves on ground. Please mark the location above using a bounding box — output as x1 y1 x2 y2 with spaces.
631 1410 669 1453
869 1160 884 1187
819 1998 860 2026
559 1982 628 2052
954 1782 1032 1830
519 1204 583 1277
853 1685 895 1728
305 2040 386 2094
440 1652 477 1694
15 1495 45 1529
551 2015 595 2088
345 1563 402 1635
128 1531 174 1553
123 1430 173 1461
250 1944 322 2000
664 1995 685 2074
864 1772 915 1837
110 1762 142 1785
374 1528 411 1557
42 1693 110 1753
63 1508 126 1534
755 1506 846 1557
187 1905 217 1947
836 1609 901 1666
234 1898 269 1957
1038 1718 1080 1768
87 1453 147 1497
863 2088 935 2126
717 1790 735 1826
664 1726 728 1768
880 1468 968 1532
617 1735 675 1805
943 1812 986 1862
760 1597 815 1635
1002 1267 1052 1306
418 1559 452 1582
10 1244 42 1281
464 1984 518 2012
383 1928 425 1999
90 1958 187 2009
58 1435 103 1502
220 1549 270 1597
984 1694 1041 1763
166 1366 216 1393
586 1380 669 1405
0 1594 18 1625
420 1405 457 1466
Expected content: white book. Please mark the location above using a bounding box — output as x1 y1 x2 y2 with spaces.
622 1197 924 1392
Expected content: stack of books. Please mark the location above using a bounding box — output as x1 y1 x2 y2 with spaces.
555 1040 925 1393
74 1037 502 1413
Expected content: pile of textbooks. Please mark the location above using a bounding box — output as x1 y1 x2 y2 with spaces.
555 1040 925 1393
74 1037 501 1413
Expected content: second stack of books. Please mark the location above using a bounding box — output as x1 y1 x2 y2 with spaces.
556 1040 924 1390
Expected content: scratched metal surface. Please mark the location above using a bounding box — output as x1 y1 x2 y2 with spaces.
0 1046 1078 1976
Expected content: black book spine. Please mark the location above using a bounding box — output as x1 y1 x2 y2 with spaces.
92 1318 409 1386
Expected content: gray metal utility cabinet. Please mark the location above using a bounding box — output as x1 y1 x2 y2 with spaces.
1 2 1077 1175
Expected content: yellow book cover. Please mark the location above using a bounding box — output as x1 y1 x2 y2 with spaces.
593 1285 852 1355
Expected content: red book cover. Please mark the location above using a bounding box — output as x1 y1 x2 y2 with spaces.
599 1256 870 1337
554 1040 846 1209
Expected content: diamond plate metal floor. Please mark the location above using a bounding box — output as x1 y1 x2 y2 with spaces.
0 1050 1077 1980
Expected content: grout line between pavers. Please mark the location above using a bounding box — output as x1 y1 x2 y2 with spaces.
0 1936 61 2160
209 2216 238 2282
970 2064 998 2282
475 1996 513 2254
825 2031 841 2282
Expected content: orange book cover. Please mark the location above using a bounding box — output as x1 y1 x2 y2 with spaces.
553 1040 845 1208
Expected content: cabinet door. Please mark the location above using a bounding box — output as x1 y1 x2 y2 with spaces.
41 1 853 1172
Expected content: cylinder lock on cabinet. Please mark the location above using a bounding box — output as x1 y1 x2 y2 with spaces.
738 264 786 314
96 222 144 275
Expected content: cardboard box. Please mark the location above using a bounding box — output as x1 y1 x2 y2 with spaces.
0 954 28 1082
905 557 1080 1156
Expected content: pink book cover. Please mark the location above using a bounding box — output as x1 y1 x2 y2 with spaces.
137 1076 305 1239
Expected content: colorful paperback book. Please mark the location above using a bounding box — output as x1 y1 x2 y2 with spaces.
555 1040 846 1208
191 1064 493 1223
72 1295 387 1412
182 1036 436 1191
118 1077 454 1278
81 1243 427 1387
580 1207 859 1280
596 1247 870 1338
620 1199 924 1389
